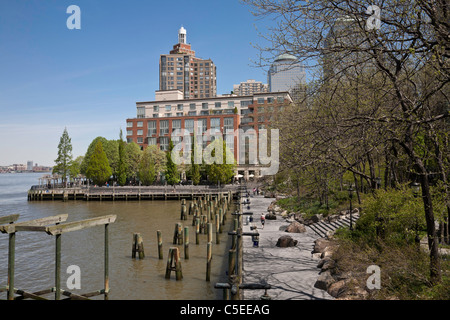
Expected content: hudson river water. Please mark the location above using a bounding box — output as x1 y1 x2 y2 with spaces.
0 173 233 300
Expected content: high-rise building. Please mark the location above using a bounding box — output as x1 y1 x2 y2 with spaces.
267 54 305 99
233 80 268 96
160 27 217 99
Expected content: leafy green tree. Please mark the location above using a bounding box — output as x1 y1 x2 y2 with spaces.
165 140 180 185
53 127 73 187
86 141 112 185
69 155 84 182
124 142 142 183
117 130 127 186
188 135 201 185
81 137 108 175
138 147 156 186
205 138 236 185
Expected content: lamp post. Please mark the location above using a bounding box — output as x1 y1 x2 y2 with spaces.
348 185 354 231
411 182 421 245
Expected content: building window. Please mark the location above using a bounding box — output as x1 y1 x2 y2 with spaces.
257 98 265 104
137 130 143 136
277 96 284 103
137 137 143 144
160 137 169 151
147 137 156 145
197 118 207 135
202 103 208 110
258 107 265 113
137 107 145 118
153 105 159 112
160 120 169 136
211 118 221 133
189 103 196 110
177 104 184 111
127 122 133 128
267 97 274 104
137 121 143 128
228 101 235 108
127 130 133 136
148 121 157 136
215 102 221 108
172 119 181 132
188 111 197 116
240 100 252 107
185 119 194 135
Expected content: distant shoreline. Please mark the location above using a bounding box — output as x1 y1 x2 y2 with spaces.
0 171 51 174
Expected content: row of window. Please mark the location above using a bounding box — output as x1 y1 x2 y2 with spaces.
127 118 235 137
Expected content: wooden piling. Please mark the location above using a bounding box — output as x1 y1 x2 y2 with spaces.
195 218 200 245
173 223 183 245
165 247 183 281
215 214 220 244
132 233 145 259
157 230 163 260
184 227 189 259
206 242 212 282
207 223 212 243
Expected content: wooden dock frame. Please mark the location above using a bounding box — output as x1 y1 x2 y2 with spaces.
0 213 116 300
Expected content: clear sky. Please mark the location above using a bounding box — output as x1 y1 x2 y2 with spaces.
0 0 272 166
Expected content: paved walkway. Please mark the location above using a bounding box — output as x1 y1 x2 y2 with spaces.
242 194 333 300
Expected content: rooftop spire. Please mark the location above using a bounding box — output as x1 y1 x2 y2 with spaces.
178 26 187 44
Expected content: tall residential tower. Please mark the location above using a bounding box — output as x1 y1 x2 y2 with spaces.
159 27 217 99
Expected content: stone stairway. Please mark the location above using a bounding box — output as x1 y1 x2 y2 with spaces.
307 213 360 238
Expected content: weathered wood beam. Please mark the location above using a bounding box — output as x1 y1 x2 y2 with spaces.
0 214 20 225
0 214 68 234
45 215 116 235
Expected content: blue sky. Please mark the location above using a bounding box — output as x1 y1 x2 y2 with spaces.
0 0 273 166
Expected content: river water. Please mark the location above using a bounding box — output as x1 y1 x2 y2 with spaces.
0 173 234 300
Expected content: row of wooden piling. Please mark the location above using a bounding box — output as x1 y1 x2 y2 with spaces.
130 191 234 283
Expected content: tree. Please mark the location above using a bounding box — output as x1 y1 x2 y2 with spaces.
205 138 236 185
86 141 112 185
117 130 127 186
138 147 156 186
81 137 108 175
69 155 84 182
53 127 73 187
124 142 142 183
165 140 180 185
187 134 201 185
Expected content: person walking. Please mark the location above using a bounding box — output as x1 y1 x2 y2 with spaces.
260 213 265 229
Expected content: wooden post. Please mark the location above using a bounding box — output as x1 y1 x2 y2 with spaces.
207 223 213 243
173 223 183 245
184 227 189 259
195 218 200 245
228 249 236 277
202 215 208 234
215 214 220 244
165 247 183 281
7 232 15 300
104 223 109 300
55 233 61 300
132 233 145 259
157 230 163 260
206 242 212 282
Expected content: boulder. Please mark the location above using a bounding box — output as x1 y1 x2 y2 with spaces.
312 238 332 254
276 235 298 247
285 221 306 233
265 213 277 220
314 270 336 291
311 214 323 223
327 279 349 298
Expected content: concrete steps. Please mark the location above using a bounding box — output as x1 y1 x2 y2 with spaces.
308 213 360 238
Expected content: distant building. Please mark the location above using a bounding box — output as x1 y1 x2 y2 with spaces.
233 80 268 96
27 161 33 171
160 27 217 99
268 54 306 101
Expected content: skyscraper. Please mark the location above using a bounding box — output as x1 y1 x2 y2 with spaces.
160 27 217 99
267 54 305 98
